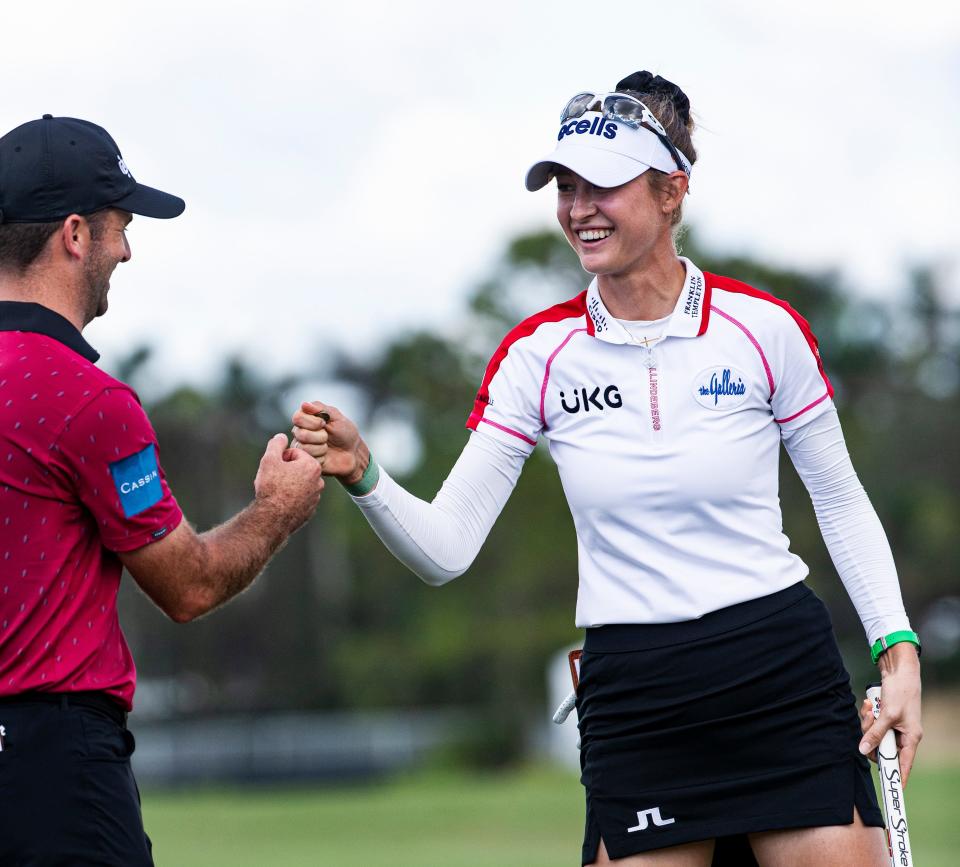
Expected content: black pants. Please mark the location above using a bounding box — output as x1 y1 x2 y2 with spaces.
0 693 153 866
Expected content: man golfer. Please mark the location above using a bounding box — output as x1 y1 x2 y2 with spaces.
0 114 326 865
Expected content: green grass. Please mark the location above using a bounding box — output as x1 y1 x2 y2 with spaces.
896 764 960 867
142 764 960 866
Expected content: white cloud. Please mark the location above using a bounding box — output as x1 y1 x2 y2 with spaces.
4 0 958 383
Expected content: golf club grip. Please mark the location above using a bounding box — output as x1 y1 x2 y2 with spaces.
866 683 914 867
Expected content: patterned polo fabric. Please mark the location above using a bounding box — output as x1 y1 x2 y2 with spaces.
0 302 182 710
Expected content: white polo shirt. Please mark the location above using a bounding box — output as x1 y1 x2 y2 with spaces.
466 259 835 626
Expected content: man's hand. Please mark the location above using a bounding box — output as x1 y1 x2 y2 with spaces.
292 401 370 485
121 433 325 623
255 433 325 533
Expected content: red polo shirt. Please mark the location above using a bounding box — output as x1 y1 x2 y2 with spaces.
0 302 182 710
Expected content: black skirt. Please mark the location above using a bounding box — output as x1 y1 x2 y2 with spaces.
576 582 883 865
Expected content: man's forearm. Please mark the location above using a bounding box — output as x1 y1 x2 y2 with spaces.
121 434 323 624
125 497 302 623
184 497 299 618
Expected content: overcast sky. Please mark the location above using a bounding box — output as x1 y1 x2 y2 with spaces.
3 0 958 399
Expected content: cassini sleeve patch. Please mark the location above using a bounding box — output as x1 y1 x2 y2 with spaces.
109 445 163 518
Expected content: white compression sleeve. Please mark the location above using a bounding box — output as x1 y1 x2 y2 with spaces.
349 431 528 586
782 407 911 645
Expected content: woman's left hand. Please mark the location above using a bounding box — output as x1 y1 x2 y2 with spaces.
292 401 369 483
858 642 922 786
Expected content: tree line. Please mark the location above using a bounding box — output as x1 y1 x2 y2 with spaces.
117 228 960 762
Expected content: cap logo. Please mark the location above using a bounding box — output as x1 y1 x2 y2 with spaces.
117 155 131 178
558 117 618 142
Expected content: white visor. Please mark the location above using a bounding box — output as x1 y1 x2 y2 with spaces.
525 111 682 191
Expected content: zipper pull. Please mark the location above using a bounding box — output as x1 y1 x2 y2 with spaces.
643 347 656 369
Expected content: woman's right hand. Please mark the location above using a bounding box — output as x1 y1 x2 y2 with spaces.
857 643 922 786
292 401 369 483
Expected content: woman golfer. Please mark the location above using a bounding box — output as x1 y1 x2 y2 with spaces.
294 71 922 866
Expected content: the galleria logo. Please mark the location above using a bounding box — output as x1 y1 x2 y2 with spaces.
693 366 749 410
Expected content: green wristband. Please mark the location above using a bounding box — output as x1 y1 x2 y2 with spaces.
870 630 921 665
341 451 380 497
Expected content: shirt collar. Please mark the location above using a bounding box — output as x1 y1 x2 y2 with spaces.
0 301 100 362
586 257 709 345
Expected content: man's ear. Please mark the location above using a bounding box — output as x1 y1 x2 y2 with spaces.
59 214 88 261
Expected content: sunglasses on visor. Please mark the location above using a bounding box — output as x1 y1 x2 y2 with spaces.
560 92 692 176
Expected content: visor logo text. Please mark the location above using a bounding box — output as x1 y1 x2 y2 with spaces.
558 118 618 142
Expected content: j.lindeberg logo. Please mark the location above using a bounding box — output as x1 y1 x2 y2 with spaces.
117 155 132 178
587 295 608 333
560 385 622 414
627 806 675 833
693 366 748 411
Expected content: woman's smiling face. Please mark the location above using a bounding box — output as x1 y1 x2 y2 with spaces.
555 169 678 279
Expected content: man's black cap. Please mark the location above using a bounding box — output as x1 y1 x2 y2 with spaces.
0 115 185 224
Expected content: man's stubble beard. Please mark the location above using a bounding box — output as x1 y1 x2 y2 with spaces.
81 244 114 324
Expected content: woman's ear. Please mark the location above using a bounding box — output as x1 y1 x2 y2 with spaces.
661 171 689 214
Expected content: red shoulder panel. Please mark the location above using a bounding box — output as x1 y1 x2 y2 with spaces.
467 291 589 430
703 272 833 397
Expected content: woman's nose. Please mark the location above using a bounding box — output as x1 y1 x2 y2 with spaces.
570 188 598 219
